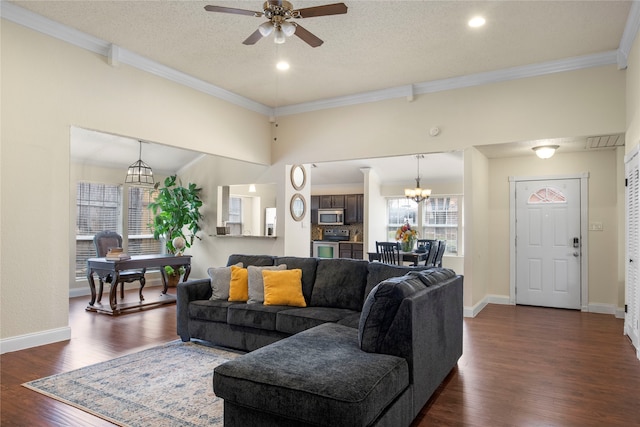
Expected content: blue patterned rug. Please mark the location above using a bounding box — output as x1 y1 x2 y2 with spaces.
23 341 241 426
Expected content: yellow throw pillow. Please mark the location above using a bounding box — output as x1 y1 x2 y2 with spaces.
262 269 307 307
228 265 249 302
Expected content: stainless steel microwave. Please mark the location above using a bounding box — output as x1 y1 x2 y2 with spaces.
318 209 344 226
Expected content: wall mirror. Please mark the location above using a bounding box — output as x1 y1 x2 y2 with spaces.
290 193 306 221
291 164 306 190
218 183 277 236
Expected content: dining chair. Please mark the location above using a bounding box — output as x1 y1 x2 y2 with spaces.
93 231 146 302
375 241 401 265
434 240 447 268
422 240 439 267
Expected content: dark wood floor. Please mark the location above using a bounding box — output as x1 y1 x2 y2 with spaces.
2 289 640 426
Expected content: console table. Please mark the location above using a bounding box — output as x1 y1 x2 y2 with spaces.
86 254 191 315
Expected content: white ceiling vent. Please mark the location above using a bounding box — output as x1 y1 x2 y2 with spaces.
586 134 625 149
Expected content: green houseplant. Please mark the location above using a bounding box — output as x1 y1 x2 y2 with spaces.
148 175 204 282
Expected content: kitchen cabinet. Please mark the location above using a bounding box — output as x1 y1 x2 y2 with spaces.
311 196 320 225
339 242 364 259
319 195 345 209
345 194 364 224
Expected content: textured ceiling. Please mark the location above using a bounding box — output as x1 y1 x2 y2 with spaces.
9 0 632 108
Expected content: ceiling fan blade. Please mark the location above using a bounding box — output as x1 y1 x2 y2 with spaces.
204 5 262 17
242 29 264 45
294 24 323 48
295 3 348 18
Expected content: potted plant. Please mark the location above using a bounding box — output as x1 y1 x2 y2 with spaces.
148 175 204 285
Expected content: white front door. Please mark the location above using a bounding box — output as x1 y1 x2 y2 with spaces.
515 179 581 309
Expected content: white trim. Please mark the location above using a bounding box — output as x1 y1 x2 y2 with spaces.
617 1 640 69
0 327 71 354
464 298 488 318
509 173 589 309
487 294 511 305
587 303 619 316
0 2 629 117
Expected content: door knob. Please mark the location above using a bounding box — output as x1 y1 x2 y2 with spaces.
573 252 579 257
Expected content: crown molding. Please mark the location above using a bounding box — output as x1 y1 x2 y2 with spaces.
617 0 640 69
1 1 633 119
0 2 272 116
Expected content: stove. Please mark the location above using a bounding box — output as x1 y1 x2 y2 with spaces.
322 228 350 242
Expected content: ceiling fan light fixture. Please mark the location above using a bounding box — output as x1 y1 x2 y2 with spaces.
281 21 296 37
274 27 286 44
532 145 559 159
258 21 274 36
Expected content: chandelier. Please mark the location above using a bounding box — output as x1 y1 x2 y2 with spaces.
125 140 154 185
405 154 431 203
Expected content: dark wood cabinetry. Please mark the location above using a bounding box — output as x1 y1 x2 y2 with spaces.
310 196 320 225
345 194 364 224
313 193 363 224
339 242 364 259
319 195 345 209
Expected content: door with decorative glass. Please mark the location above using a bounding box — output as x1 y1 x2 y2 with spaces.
515 179 581 309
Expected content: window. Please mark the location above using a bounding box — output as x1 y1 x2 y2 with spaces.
422 196 459 255
386 195 461 255
127 186 161 256
386 198 418 240
75 182 160 280
227 196 243 235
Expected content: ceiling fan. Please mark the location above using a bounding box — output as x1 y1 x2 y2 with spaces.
204 1 348 48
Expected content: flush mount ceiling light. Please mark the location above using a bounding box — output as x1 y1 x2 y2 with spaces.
468 16 486 27
532 145 559 159
276 60 290 71
125 140 154 185
405 154 432 203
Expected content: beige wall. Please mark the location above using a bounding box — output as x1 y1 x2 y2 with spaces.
1 16 633 350
488 149 621 311
0 21 271 348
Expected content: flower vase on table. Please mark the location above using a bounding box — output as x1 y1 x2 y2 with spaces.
400 237 416 253
395 221 418 253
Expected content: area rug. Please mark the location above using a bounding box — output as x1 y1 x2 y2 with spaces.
23 340 241 426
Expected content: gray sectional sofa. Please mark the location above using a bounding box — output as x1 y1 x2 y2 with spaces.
176 254 463 427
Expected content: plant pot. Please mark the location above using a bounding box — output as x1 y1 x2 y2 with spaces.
167 272 181 287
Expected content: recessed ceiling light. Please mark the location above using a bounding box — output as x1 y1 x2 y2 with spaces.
468 16 486 28
276 61 290 71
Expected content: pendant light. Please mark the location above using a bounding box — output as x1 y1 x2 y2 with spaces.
125 141 154 185
405 154 431 203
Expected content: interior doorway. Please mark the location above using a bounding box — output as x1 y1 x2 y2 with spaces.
509 174 589 310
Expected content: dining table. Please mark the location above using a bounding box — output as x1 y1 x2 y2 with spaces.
367 250 427 266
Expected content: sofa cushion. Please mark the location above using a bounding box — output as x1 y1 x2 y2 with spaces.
208 262 243 300
227 304 292 331
407 267 457 287
358 275 426 353
274 256 317 304
247 264 287 304
213 323 409 427
227 254 275 267
189 299 238 323
228 266 249 302
276 307 359 335
310 258 369 311
263 269 306 307
365 262 430 301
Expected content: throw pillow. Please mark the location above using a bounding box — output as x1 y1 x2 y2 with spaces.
208 263 243 300
262 269 307 307
228 265 249 302
247 264 287 304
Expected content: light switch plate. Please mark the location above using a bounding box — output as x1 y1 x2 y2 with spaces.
589 222 603 231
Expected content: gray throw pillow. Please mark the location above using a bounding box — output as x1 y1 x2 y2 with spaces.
208 263 243 300
247 264 287 304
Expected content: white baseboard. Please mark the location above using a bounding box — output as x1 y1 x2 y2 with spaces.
464 294 511 318
0 326 71 354
587 303 624 317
